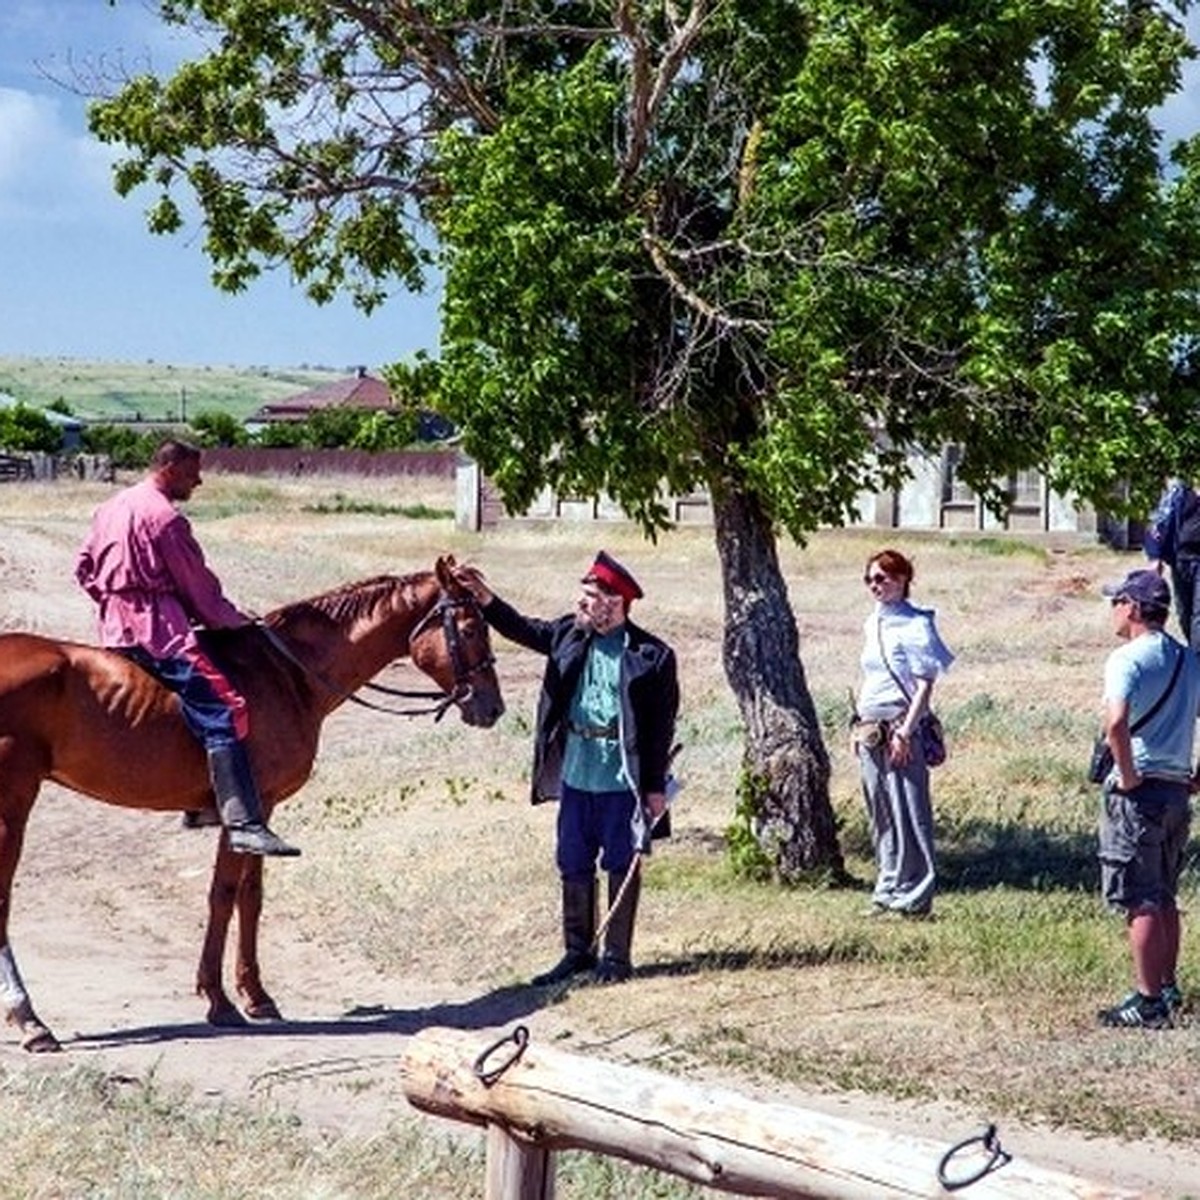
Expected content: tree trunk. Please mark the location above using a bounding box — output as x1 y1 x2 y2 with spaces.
711 484 846 881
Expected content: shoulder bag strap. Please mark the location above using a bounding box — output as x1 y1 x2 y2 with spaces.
877 616 916 706
1128 642 1185 735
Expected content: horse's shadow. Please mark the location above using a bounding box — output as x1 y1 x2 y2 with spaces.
64 982 551 1051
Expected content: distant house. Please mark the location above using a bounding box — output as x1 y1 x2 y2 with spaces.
246 366 455 441
246 367 394 429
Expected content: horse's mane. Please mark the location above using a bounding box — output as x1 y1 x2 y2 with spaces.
267 572 433 628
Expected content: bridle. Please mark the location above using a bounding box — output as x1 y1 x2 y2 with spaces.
369 591 496 720
261 589 494 721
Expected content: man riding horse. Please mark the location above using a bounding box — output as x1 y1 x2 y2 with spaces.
75 438 299 857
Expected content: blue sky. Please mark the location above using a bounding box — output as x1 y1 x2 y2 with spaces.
1 3 1198 372
0 0 440 371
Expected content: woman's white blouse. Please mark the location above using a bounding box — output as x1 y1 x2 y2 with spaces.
857 600 955 714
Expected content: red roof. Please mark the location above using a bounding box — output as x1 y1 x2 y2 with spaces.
253 372 394 422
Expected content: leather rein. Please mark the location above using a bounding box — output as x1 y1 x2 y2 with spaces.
260 591 494 721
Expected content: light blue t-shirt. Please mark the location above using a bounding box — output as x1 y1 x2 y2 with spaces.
563 630 631 794
1103 630 1200 781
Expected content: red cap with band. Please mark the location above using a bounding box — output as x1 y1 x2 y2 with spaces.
583 550 643 604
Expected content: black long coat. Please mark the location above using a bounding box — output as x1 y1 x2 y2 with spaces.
482 596 679 809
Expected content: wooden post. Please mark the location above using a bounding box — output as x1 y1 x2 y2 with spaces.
400 1026 1150 1200
485 1125 555 1200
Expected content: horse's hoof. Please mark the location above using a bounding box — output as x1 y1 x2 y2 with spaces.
207 1003 249 1029
21 1027 62 1054
245 1001 283 1022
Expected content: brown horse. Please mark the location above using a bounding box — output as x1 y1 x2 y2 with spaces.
0 554 503 1052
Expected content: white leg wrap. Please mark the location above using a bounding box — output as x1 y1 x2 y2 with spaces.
0 944 29 1012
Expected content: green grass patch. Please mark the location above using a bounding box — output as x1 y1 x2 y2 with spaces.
303 496 453 519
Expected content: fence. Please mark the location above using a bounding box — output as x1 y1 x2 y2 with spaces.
0 453 33 482
399 1026 1147 1199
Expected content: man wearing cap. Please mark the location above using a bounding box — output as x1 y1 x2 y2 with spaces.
456 551 679 985
1095 568 1200 1028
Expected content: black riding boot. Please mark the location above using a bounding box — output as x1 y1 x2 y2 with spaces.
594 867 640 984
531 876 596 985
207 743 300 857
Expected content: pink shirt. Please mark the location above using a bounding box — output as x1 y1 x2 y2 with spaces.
75 477 248 657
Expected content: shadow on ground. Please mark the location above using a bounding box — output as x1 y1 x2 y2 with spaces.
62 982 552 1051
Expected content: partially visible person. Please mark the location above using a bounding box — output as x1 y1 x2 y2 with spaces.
1095 568 1200 1028
1143 476 1200 650
456 551 679 985
852 549 954 918
75 439 299 857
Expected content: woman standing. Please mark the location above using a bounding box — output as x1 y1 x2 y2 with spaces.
853 549 954 917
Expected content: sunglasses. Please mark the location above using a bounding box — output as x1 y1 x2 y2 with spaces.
864 572 893 585
1110 596 1131 607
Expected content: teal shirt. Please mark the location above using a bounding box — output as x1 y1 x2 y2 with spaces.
563 629 630 793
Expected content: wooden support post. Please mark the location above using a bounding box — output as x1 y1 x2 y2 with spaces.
485 1124 555 1200
400 1025 1150 1200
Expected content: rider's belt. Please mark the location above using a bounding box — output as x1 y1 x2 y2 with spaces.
569 720 618 741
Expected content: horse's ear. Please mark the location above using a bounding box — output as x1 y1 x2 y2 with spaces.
436 555 457 589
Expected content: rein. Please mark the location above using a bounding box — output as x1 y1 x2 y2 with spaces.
259 591 492 722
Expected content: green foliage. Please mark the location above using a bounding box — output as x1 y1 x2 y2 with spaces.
80 424 163 469
86 1 1200 876
190 409 249 447
85 2 1200 521
725 770 776 883
0 403 60 452
255 408 419 450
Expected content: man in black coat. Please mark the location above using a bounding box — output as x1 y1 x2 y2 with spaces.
457 551 679 984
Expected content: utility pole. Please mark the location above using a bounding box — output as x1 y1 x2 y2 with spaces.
180 386 187 423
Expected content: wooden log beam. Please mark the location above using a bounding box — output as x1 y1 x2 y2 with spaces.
399 1025 1149 1200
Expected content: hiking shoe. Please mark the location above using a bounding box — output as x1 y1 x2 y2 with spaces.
1097 991 1171 1029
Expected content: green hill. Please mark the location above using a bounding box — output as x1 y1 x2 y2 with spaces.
0 356 352 423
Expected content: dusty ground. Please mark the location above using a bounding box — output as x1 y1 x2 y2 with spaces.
1 478 1198 1197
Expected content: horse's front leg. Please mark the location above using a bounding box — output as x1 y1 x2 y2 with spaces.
196 839 248 1027
234 854 282 1020
0 789 59 1053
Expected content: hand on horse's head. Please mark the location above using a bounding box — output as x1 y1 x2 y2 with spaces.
451 563 493 607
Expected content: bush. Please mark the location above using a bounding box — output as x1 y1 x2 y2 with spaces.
81 425 163 469
0 403 61 453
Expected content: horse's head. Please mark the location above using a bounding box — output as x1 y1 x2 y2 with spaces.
407 555 505 728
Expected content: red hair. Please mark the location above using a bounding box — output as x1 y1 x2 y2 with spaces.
866 549 914 597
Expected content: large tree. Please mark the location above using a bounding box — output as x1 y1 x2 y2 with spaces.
90 0 1200 880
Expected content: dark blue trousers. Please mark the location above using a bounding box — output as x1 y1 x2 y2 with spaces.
557 784 637 880
118 646 246 749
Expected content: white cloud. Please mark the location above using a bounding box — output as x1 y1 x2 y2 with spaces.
0 85 125 222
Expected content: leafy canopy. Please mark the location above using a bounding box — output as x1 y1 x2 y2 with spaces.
89 1 1200 530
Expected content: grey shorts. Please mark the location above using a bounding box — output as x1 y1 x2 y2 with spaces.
1099 779 1191 912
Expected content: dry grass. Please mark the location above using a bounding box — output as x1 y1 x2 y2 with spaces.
1 471 1198 1195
